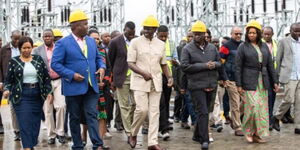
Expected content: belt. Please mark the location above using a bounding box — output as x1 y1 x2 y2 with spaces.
51 77 61 81
23 83 39 88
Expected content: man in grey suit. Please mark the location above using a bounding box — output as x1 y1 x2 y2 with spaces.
32 29 67 143
272 22 300 134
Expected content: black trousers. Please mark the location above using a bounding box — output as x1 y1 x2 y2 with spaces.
159 93 169 133
104 87 114 124
173 90 183 119
191 89 215 144
162 75 172 119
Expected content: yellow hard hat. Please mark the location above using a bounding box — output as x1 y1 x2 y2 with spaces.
182 37 188 41
52 29 63 37
142 15 159 27
246 20 262 31
69 10 89 23
191 21 207 32
33 41 43 47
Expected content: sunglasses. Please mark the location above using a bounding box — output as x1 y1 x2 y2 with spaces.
234 33 243 36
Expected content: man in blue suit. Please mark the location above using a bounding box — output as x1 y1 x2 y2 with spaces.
51 10 108 150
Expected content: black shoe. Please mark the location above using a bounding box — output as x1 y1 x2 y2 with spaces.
166 125 173 131
281 116 289 124
271 116 280 131
83 141 86 147
48 138 55 144
181 123 191 129
114 123 124 131
295 128 300 134
0 126 4 134
286 115 294 124
57 135 66 144
14 131 21 141
201 142 209 150
142 128 148 134
269 127 273 131
216 124 223 133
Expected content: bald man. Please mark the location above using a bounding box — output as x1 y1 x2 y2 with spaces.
219 26 244 136
0 30 22 139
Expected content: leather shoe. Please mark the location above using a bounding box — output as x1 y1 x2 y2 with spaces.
271 116 280 131
129 136 137 148
201 142 209 150
148 144 166 150
295 128 300 134
286 115 294 123
234 130 244 136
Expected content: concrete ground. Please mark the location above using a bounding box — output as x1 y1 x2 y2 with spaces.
0 105 299 150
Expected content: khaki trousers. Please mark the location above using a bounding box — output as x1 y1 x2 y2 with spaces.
210 86 225 125
131 90 161 146
275 80 300 128
9 102 19 132
43 79 66 138
116 76 136 136
226 81 242 130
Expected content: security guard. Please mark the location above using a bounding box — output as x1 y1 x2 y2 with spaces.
127 15 173 150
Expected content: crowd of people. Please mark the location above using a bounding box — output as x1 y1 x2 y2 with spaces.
0 9 299 150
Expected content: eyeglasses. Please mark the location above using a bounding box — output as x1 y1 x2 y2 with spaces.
234 33 243 36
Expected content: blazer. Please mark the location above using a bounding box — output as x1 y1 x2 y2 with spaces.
235 42 278 90
181 41 221 91
108 34 129 88
4 55 52 104
0 43 12 83
276 36 295 83
32 44 49 70
51 34 106 96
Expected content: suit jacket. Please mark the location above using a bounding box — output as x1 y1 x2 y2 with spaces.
0 43 12 83
51 34 106 96
108 34 128 88
4 55 52 104
276 36 294 83
32 44 49 70
235 42 278 90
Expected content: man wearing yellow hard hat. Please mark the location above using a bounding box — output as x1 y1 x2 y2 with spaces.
181 21 221 150
51 10 108 150
127 15 172 150
52 29 64 43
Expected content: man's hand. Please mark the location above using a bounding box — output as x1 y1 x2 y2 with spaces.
273 84 279 93
237 87 245 95
3 90 9 98
180 89 186 94
167 77 173 87
96 68 105 82
142 72 153 81
171 59 179 65
0 83 3 91
47 94 54 104
73 73 85 82
206 61 216 70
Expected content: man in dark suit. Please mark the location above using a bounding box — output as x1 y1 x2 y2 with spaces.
108 21 136 140
51 10 107 150
0 30 22 138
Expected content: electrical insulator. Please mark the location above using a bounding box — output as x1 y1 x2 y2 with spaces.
26 6 29 23
93 12 97 25
37 8 41 26
191 2 194 17
3 9 6 21
234 10 237 23
64 6 68 22
108 7 111 22
104 7 107 21
166 16 169 24
100 10 103 23
67 6 71 21
263 0 267 12
171 7 174 22
21 7 25 24
239 8 243 22
282 0 286 10
60 8 64 23
203 1 206 13
48 0 52 12
213 0 218 12
275 0 278 12
246 9 249 22
251 0 255 14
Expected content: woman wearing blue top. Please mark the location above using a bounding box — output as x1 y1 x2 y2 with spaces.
3 36 52 150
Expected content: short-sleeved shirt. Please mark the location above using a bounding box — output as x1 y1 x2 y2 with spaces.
127 36 167 92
